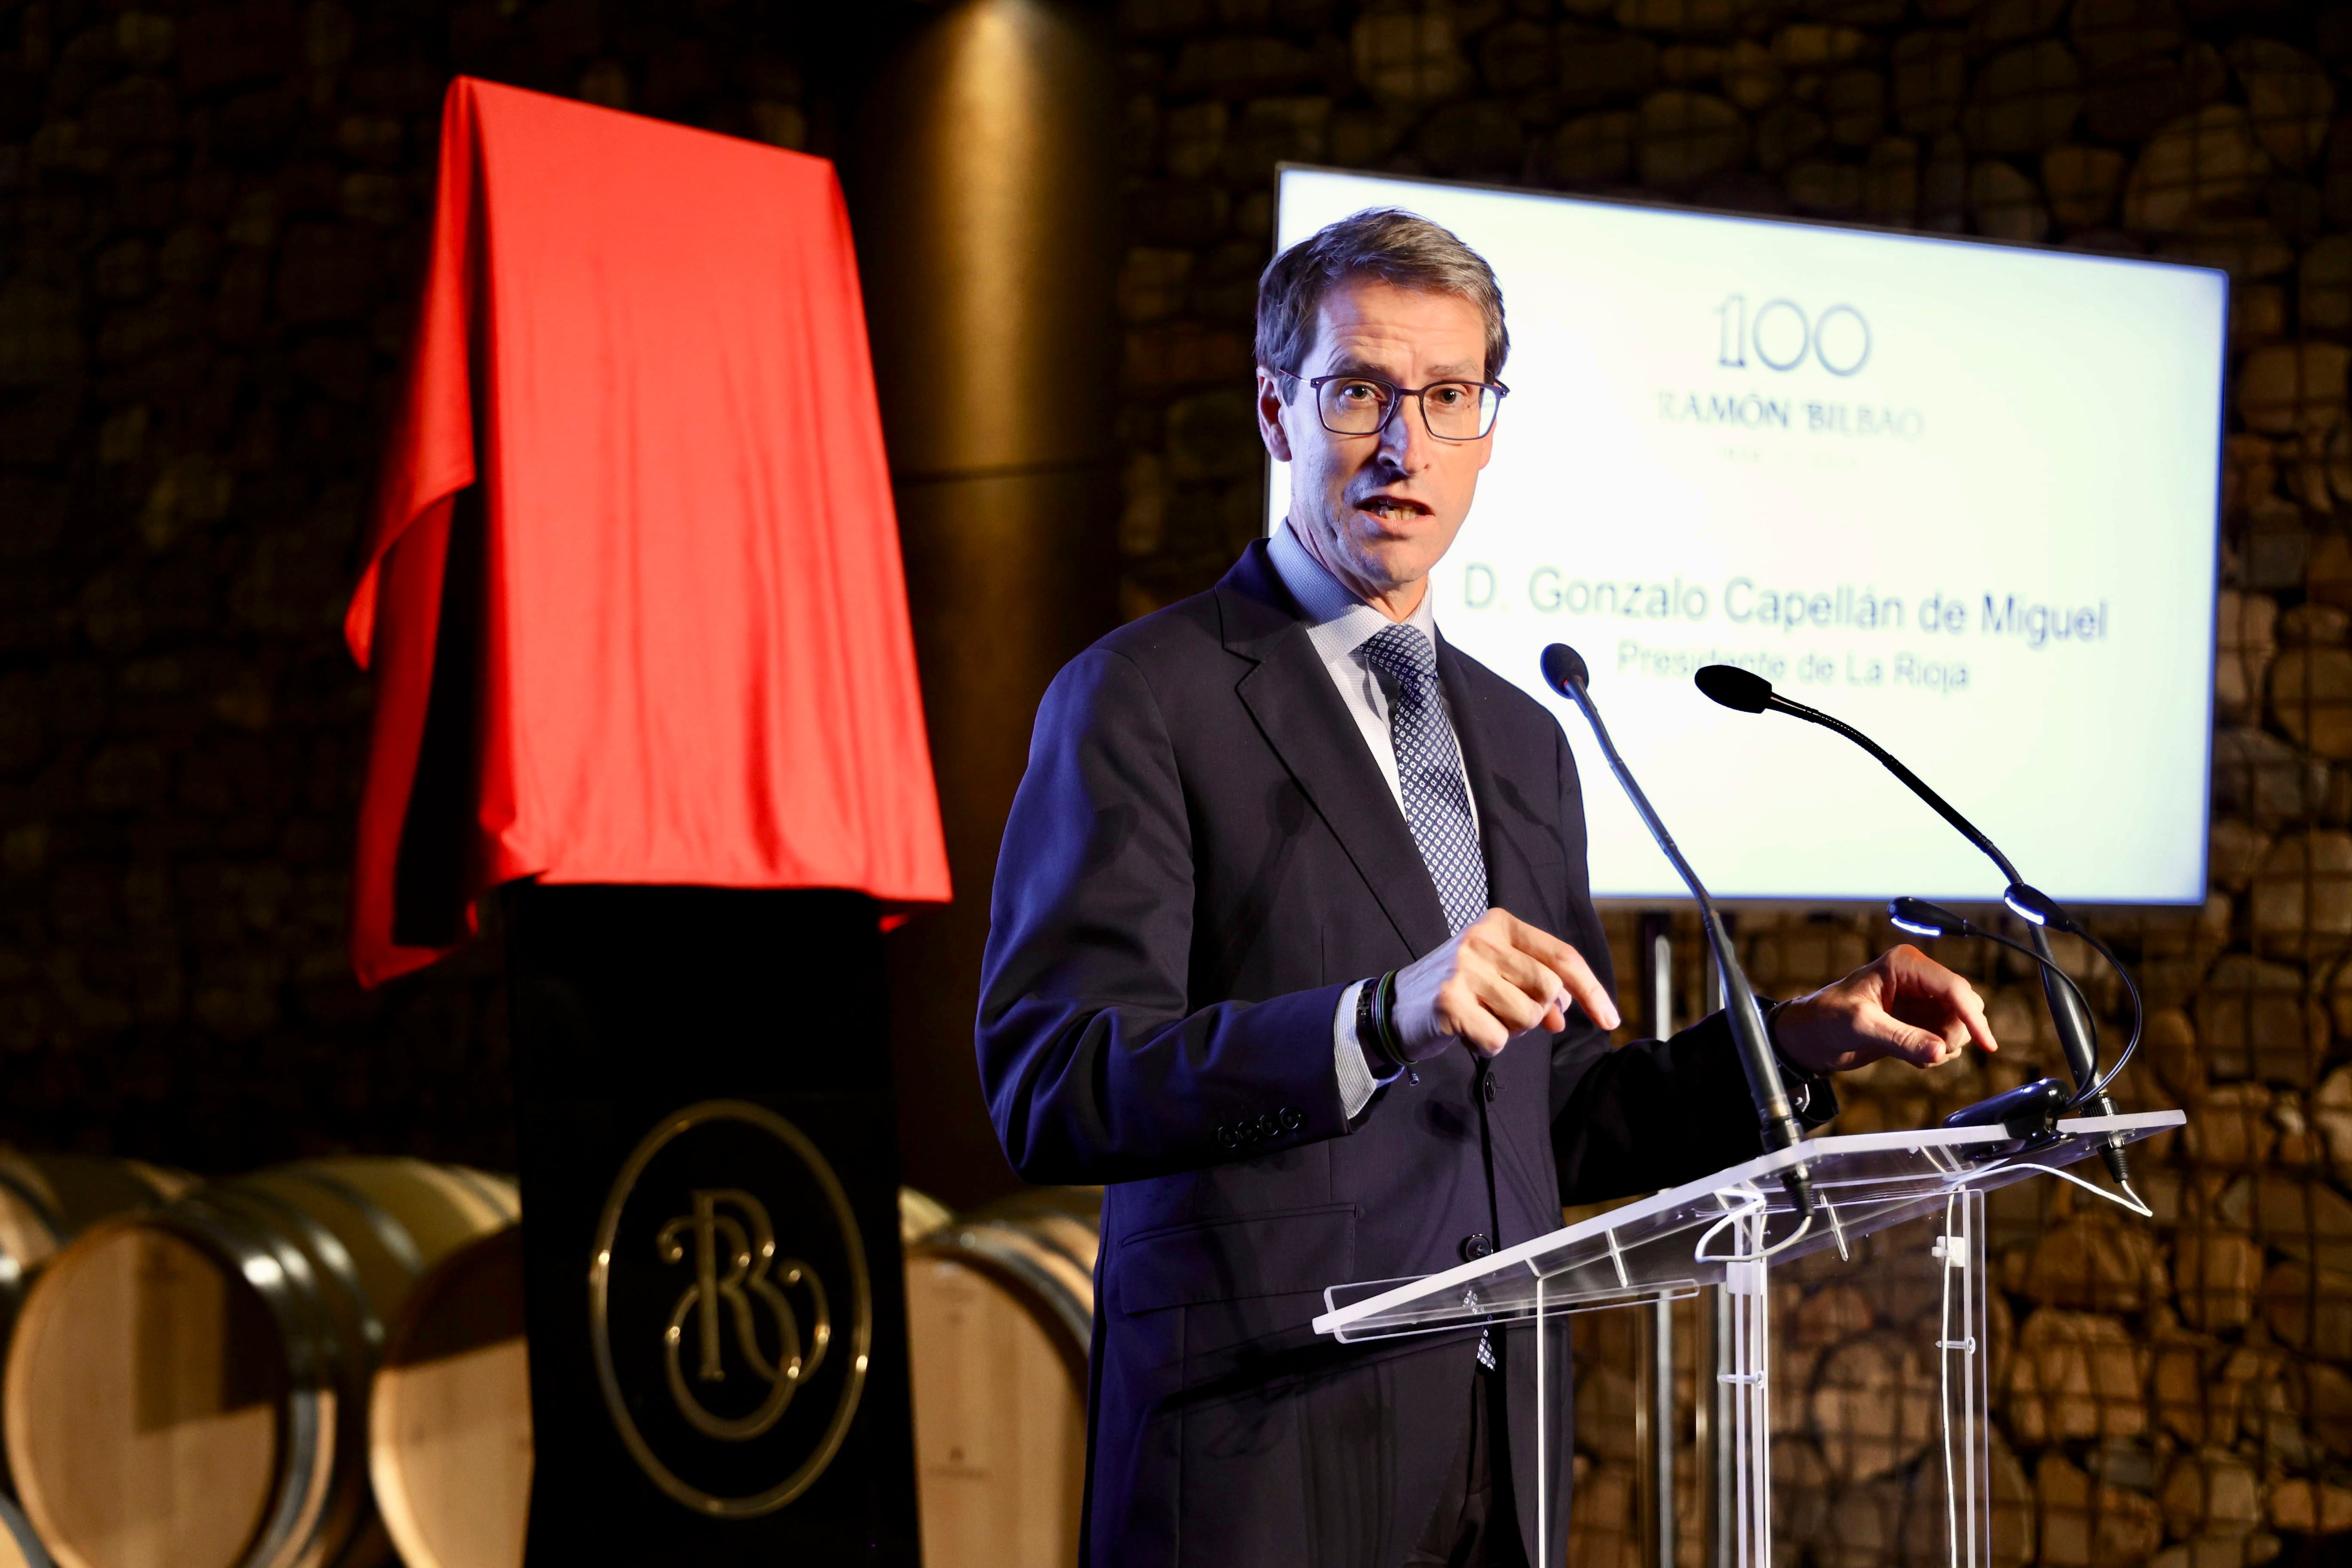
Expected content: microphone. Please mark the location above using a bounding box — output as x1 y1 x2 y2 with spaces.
1695 668 2011 870
1694 665 2133 1185
1541 645 1817 1221
1692 663 1771 713
1886 897 2094 1138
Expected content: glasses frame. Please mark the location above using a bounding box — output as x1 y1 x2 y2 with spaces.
1283 369 1511 443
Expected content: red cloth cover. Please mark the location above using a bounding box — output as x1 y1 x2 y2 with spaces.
347 77 950 987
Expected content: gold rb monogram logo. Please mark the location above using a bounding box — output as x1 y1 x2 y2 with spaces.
655 1188 831 1441
593 1103 871 1516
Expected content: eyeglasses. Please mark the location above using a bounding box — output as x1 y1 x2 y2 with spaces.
1283 371 1510 442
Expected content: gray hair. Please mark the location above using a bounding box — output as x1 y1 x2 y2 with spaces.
1255 208 1509 397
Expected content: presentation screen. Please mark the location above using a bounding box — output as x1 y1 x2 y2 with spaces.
1271 167 2225 906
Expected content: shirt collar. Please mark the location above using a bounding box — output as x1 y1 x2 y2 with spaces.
1266 519 1441 664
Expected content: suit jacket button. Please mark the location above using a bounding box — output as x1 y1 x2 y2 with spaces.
1461 1233 1494 1262
1279 1106 1305 1131
1483 1075 1497 1102
1215 1125 1236 1149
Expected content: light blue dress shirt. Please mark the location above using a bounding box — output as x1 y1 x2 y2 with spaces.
1264 519 1484 1116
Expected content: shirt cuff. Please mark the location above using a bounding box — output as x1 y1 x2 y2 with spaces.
1335 979 1400 1118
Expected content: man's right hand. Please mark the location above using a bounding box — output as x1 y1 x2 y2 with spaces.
1390 908 1622 1059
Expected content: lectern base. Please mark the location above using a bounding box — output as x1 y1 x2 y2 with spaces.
505 883 919 1566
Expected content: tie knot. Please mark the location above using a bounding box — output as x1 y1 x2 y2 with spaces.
1361 622 1438 691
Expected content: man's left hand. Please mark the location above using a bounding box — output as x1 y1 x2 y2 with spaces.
1773 944 1998 1075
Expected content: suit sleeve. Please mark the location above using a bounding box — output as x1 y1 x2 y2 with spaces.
1541 726 1813 1204
977 647 1351 1185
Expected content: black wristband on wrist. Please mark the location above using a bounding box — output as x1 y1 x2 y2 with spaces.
1376 970 1419 1082
1354 977 1387 1065
1356 971 1416 1082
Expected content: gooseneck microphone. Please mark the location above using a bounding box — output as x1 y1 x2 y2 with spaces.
1694 664 2133 1185
1692 665 2016 875
1542 646 1818 1220
1888 896 2098 1138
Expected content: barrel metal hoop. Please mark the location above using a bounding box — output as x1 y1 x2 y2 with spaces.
244 1388 332 1568
287 1169 429 1285
932 1223 1094 1361
223 1182 390 1359
162 1196 347 1389
0 1494 49 1568
145 1199 344 1568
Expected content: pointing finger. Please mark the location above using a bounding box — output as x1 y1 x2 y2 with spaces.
1505 913 1621 1030
1889 949 1999 1054
1468 966 1551 1033
1945 983 1998 1055
1488 942 1570 1012
1894 1026 1952 1067
1859 1008 1952 1067
1960 988 1998 1054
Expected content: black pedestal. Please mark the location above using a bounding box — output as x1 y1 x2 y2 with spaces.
504 883 919 1566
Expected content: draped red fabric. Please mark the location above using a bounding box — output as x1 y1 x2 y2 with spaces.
345 77 950 987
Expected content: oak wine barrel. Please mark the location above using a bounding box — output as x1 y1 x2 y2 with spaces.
0 1148 190 1516
0 1151 189 1348
357 1187 969 1568
3 1159 516 1568
905 1186 1101 1568
367 1227 529 1568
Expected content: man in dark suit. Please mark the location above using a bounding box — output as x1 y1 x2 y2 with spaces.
977 209 1997 1568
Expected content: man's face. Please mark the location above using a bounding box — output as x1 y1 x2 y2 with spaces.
1256 277 1496 609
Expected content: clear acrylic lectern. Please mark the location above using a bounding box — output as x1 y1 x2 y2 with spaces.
1311 1110 2185 1568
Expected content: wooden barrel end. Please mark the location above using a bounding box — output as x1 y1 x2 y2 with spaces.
368 1226 531 1568
4 1219 291 1568
905 1190 1098 1568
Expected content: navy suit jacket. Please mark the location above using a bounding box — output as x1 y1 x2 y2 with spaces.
977 540 1794 1567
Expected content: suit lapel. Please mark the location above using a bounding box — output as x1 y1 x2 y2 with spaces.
1439 634 1574 1215
1218 544 1451 960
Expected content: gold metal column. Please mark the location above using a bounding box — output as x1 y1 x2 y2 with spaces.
852 0 1120 1205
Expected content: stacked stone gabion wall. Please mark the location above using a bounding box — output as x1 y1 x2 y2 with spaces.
1109 0 2352 1562
0 0 832 1170
1577 904 2352 1568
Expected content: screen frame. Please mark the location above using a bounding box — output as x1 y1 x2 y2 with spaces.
1268 161 2227 912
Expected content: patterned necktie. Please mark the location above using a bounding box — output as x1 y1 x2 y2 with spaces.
1362 624 1499 1369
1361 624 1488 934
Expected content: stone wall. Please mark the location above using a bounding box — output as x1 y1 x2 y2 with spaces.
0 0 845 1172
1107 0 2352 1561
